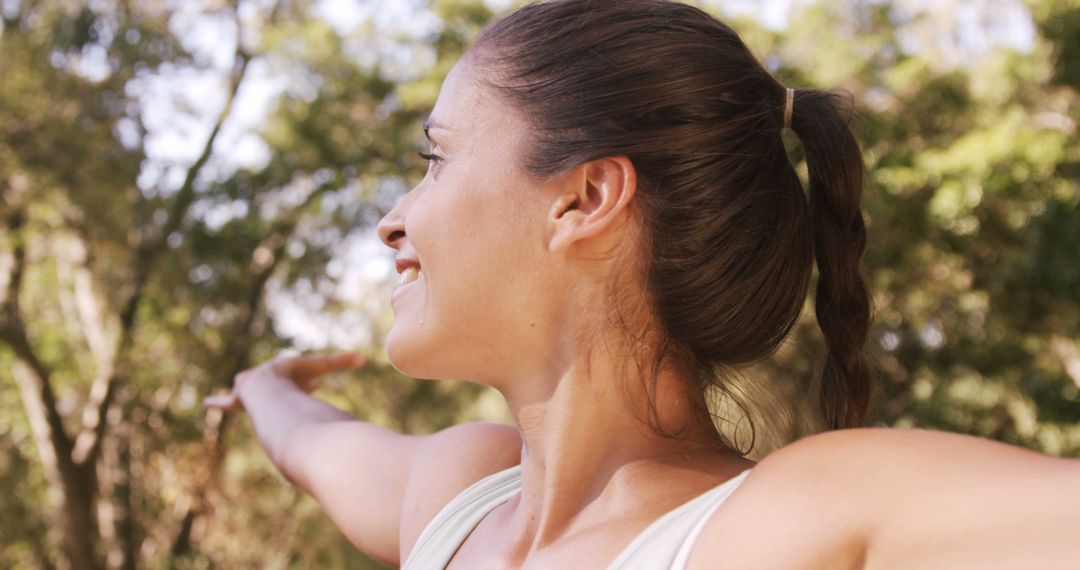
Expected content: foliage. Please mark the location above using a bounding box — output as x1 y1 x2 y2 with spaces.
741 0 1080 456
0 0 1077 568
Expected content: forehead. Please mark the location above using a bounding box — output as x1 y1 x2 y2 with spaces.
427 58 521 146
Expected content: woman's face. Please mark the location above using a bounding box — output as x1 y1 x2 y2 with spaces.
376 57 560 384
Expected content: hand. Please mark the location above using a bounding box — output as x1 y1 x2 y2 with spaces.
202 352 365 412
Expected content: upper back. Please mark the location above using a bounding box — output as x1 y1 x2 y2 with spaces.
403 465 753 569
402 425 1080 569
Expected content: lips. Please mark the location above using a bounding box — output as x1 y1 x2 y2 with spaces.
393 257 422 292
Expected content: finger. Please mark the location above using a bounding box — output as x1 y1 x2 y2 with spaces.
272 352 365 380
203 393 240 410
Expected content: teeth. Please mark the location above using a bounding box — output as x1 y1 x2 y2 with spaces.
398 266 420 286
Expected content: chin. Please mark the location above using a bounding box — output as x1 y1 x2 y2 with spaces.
385 323 494 384
384 326 445 380
384 329 421 377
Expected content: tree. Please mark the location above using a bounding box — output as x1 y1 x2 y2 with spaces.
1 0 497 567
2 0 1077 568
734 0 1080 454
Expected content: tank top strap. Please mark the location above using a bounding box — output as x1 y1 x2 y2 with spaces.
402 464 522 570
668 468 752 569
402 465 752 570
608 468 752 569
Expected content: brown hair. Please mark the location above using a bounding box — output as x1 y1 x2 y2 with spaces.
473 0 871 446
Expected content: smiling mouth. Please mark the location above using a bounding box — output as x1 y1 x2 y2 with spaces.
398 266 421 286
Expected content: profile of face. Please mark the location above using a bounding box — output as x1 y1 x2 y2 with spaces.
376 57 567 386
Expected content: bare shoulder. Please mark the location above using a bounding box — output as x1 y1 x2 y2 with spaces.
764 426 1073 468
398 422 522 561
760 427 1080 510
685 429 888 570
689 428 1080 570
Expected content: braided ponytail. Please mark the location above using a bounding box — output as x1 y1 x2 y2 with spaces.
788 88 873 430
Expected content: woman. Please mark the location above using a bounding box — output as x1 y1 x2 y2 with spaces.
204 1 1080 568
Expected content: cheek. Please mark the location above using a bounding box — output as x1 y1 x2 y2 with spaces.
427 193 537 302
421 208 517 317
413 172 530 287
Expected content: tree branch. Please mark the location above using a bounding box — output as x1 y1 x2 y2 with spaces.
171 180 336 554
1 203 99 568
71 37 254 467
0 205 75 461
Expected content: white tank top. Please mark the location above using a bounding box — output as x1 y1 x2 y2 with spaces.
403 466 752 569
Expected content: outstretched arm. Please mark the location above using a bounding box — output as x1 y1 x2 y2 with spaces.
688 427 1080 569
844 428 1080 569
204 354 521 567
744 428 1080 569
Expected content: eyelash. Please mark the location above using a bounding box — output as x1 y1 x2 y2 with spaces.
417 151 442 164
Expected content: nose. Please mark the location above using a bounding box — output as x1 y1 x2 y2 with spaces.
377 194 407 249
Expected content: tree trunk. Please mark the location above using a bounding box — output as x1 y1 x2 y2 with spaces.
12 361 101 570
4 205 101 569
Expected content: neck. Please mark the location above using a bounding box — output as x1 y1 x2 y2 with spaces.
495 339 745 554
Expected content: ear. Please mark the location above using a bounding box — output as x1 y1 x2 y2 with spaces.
546 156 638 253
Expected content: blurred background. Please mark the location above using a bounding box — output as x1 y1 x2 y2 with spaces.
1 0 1078 567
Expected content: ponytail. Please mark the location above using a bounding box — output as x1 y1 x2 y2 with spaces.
789 88 873 430
475 0 873 445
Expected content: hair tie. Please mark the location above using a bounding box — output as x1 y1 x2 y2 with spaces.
783 87 794 130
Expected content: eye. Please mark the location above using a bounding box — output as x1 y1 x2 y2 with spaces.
417 151 442 165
